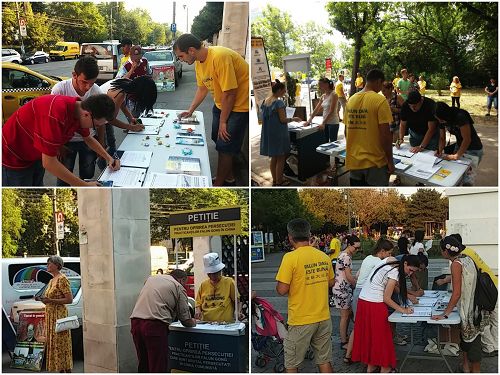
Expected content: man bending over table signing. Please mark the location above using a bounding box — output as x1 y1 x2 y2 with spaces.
174 34 249 186
2 95 120 186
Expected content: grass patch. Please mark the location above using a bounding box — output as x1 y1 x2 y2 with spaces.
425 89 498 126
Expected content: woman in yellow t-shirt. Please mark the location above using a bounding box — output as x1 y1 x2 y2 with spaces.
355 73 364 92
450 76 462 108
195 253 243 323
418 76 426 96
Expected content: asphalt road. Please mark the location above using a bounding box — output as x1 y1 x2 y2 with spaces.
28 59 249 186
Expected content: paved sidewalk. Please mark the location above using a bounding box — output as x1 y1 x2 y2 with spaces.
251 251 499 373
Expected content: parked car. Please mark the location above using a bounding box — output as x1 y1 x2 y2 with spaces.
80 40 121 82
2 62 65 122
2 49 22 64
143 49 183 87
22 51 50 65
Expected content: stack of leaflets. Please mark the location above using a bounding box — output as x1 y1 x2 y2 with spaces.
166 156 202 175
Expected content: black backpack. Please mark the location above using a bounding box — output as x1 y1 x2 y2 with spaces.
472 259 498 325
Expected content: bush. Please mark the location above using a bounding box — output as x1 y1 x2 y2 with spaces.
430 74 449 96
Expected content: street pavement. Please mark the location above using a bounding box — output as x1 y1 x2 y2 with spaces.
28 60 249 186
251 251 498 373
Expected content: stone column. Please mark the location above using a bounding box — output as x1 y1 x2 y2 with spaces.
78 189 150 372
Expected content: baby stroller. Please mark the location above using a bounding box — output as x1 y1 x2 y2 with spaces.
252 297 314 372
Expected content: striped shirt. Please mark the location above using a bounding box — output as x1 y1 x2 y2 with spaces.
2 95 89 169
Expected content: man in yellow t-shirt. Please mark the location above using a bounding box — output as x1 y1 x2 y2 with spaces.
276 218 334 372
436 233 498 355
335 74 347 121
392 72 401 90
345 69 394 186
118 38 133 70
173 34 249 187
355 73 364 92
195 253 242 323
328 233 341 267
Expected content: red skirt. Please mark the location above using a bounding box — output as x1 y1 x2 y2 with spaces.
351 298 396 368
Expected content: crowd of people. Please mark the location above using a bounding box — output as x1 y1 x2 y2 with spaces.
272 218 497 373
2 34 249 187
259 67 497 187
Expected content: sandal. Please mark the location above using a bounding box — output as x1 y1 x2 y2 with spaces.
343 356 352 365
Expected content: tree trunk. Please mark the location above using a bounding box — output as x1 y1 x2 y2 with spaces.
351 35 362 97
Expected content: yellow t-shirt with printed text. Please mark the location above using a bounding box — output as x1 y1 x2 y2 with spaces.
335 81 345 98
463 247 498 288
276 246 334 325
195 276 238 322
329 238 341 261
195 46 249 112
355 77 364 88
345 91 394 170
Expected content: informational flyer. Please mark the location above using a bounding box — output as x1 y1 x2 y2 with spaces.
11 311 46 371
152 65 175 92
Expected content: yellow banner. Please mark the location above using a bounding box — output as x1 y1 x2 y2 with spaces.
170 220 242 238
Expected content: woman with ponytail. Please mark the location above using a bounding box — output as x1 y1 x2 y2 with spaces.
305 77 340 143
260 80 302 186
352 254 420 372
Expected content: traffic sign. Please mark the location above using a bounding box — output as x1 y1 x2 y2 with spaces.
55 211 64 223
20 25 27 37
19 18 26 27
170 23 176 33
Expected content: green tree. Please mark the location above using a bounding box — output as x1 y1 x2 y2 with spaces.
326 2 385 95
148 24 167 46
2 189 25 257
45 2 107 43
299 189 348 227
190 2 224 42
295 22 338 78
1 2 61 51
251 4 298 69
405 189 448 230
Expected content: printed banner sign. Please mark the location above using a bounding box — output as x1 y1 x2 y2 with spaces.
169 207 242 238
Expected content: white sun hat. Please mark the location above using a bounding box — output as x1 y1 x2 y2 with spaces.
203 253 225 274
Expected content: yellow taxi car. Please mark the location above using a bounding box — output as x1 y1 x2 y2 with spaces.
2 62 66 123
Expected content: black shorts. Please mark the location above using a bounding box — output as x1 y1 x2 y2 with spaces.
460 335 482 362
211 105 248 155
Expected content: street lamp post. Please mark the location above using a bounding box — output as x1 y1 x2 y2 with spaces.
183 4 188 33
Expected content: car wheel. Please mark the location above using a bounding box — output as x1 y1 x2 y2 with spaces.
45 57 49 63
30 59 34 65
13 60 20 64
75 55 79 59
61 56 65 61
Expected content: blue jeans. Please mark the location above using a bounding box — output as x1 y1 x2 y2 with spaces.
211 106 249 155
487 95 498 110
56 141 97 186
409 128 439 151
324 123 339 143
2 160 45 186
98 124 117 170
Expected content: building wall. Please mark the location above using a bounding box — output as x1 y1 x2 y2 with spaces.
445 188 498 274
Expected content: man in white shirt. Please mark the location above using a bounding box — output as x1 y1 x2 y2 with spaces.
51 56 105 185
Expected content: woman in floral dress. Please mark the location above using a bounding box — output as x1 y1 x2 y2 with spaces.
332 235 361 349
36 256 73 372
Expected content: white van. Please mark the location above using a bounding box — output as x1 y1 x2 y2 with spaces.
80 40 121 82
2 257 83 356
